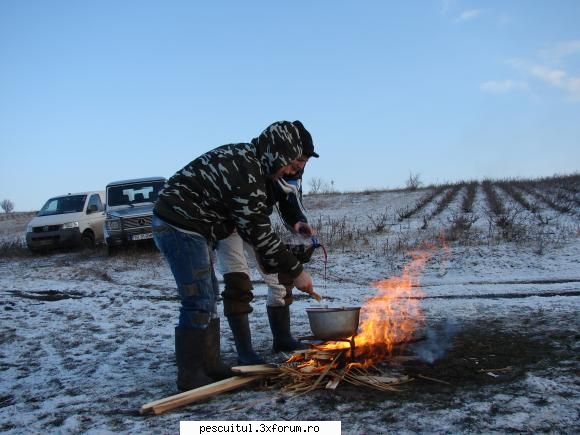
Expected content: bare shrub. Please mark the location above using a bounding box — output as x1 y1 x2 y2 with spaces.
497 183 538 213
312 215 358 251
548 187 578 210
405 172 422 191
1 199 14 213
0 239 30 258
398 186 445 220
446 212 479 243
396 206 411 221
553 173 580 195
431 184 463 217
308 178 323 194
518 184 570 213
367 208 390 233
482 180 505 216
461 182 478 213
485 203 530 242
308 178 337 195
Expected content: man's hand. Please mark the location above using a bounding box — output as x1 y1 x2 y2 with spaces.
293 222 316 236
293 271 313 292
293 271 322 301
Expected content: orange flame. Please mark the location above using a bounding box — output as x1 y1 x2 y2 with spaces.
318 243 436 365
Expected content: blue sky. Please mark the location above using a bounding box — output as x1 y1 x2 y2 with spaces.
1 1 579 211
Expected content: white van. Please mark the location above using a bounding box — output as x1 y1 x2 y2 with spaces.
25 191 106 252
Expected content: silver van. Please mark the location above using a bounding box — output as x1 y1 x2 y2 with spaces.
26 191 106 252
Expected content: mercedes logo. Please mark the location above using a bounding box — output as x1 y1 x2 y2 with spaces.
138 218 147 226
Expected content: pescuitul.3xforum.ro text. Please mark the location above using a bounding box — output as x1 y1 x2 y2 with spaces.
197 422 322 433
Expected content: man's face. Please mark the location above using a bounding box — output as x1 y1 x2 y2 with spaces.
271 156 309 180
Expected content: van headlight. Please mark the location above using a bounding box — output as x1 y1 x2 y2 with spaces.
26 225 33 233
106 218 121 231
62 221 79 229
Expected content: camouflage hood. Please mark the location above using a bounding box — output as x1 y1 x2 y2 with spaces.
155 120 315 278
251 121 306 175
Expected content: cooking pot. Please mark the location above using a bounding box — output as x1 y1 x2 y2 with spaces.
306 307 361 340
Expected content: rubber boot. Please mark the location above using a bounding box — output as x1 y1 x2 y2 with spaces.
226 314 265 365
175 327 214 391
267 305 308 352
204 318 233 380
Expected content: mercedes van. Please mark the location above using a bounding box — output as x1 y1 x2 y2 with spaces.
104 177 166 253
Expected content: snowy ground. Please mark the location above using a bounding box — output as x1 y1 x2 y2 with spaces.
1 186 579 434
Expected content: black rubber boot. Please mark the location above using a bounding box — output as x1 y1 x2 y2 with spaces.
267 305 308 352
204 318 233 380
226 314 265 365
175 327 214 391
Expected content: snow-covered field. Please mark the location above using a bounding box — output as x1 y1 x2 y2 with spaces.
1 184 579 434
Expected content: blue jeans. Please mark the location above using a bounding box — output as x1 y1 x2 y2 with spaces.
152 215 219 329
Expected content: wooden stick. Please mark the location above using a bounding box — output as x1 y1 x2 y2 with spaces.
478 366 512 373
140 375 263 415
417 374 451 385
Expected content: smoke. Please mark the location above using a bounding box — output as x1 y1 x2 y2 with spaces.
411 319 460 364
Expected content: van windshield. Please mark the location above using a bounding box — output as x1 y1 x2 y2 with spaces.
107 181 165 207
37 195 87 216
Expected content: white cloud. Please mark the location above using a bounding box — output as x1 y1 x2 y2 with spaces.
456 9 482 22
480 80 529 94
530 65 566 86
539 40 580 64
506 52 580 101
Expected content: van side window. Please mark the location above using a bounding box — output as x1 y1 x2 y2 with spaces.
88 194 104 212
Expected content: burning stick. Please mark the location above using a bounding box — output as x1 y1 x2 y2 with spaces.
311 351 343 390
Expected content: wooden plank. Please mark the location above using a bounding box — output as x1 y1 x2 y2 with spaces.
140 375 263 415
231 364 281 375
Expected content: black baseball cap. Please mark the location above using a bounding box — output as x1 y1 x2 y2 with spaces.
293 120 319 158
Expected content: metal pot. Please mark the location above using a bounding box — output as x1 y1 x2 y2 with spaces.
306 307 361 340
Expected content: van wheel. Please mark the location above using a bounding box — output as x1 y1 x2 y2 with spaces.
81 231 95 249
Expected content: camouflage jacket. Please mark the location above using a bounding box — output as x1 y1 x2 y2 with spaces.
154 121 308 278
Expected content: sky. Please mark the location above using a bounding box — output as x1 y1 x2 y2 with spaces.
1 0 579 211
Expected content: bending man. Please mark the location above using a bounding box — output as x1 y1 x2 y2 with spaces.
152 120 317 390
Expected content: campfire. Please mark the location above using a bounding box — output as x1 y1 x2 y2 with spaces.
142 244 453 415
276 248 432 393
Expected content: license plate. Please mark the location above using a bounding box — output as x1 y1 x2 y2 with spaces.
131 233 153 241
